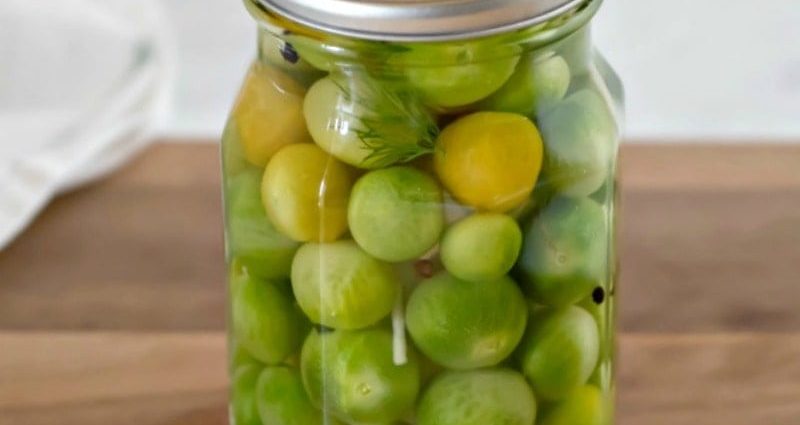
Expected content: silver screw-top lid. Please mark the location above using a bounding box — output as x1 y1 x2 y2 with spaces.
256 0 586 41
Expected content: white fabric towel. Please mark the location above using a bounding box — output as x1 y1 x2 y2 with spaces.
0 0 175 249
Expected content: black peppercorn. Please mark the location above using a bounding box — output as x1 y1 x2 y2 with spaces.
280 42 300 64
592 287 605 304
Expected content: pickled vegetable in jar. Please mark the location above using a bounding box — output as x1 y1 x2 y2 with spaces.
221 0 622 424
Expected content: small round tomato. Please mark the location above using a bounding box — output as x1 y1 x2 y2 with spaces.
483 52 571 115
538 385 610 425
435 112 543 212
231 364 262 425
399 43 520 109
262 144 356 243
348 166 444 262
291 240 399 330
440 213 522 282
518 196 608 306
300 328 420 424
417 369 537 425
233 63 312 167
516 306 600 401
231 275 309 365
406 272 528 369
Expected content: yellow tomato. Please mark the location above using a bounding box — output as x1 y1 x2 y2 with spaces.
435 112 543 212
233 63 312 167
262 144 355 242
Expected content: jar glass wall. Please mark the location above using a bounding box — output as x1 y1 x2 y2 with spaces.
222 0 621 423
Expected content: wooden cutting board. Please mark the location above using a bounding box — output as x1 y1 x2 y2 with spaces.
1 142 799 425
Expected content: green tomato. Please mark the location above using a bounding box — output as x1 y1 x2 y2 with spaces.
349 167 444 262
538 89 618 197
405 272 527 369
417 369 537 425
232 274 309 364
400 43 520 109
291 240 399 329
516 306 599 401
538 385 609 425
482 52 571 115
440 213 522 282
226 168 300 280
518 196 608 306
300 328 420 424
231 364 263 425
256 366 338 425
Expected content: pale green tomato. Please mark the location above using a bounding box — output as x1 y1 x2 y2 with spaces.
482 52 571 115
516 306 599 401
304 77 379 168
406 272 527 369
519 196 608 306
417 369 537 425
400 43 520 109
231 364 262 425
538 385 609 425
349 167 444 262
226 168 300 280
232 275 309 365
538 89 618 197
304 75 436 169
440 213 522 282
301 328 420 424
291 240 399 329
256 366 340 425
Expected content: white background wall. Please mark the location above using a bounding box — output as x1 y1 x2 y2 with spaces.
161 0 800 142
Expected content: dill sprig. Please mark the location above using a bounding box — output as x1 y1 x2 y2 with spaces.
332 73 438 168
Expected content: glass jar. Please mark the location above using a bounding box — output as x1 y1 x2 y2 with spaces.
222 0 622 424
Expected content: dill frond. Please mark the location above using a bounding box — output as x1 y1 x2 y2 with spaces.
332 73 438 168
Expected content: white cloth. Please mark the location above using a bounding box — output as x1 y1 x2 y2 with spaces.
0 0 175 249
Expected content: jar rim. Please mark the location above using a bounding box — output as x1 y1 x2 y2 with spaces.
250 0 593 42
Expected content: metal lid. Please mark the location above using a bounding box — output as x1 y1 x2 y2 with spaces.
256 0 587 41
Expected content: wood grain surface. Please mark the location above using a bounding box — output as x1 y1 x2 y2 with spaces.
1 142 799 424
